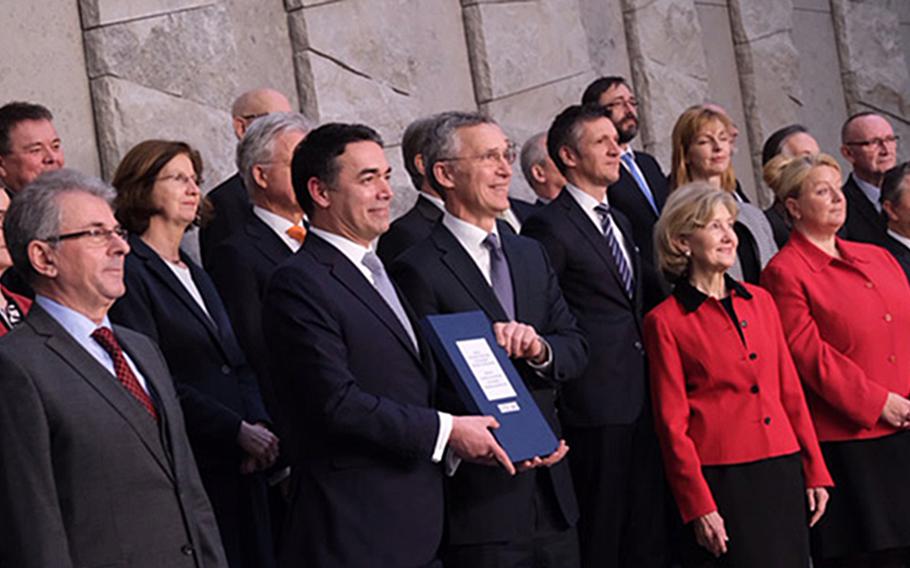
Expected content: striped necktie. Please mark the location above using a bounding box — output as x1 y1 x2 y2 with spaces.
594 203 634 298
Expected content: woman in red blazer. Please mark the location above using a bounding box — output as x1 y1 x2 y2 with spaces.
645 182 831 567
761 153 910 567
0 189 29 335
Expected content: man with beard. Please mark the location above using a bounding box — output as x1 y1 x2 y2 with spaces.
582 77 669 266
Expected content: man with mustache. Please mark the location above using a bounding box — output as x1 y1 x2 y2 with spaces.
582 77 669 266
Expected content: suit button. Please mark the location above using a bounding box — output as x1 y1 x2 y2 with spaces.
866 281 874 288
884 313 893 322
750 385 759 394
221 364 231 374
764 417 771 425
634 341 642 350
889 355 897 363
748 353 758 361
740 320 748 328
181 545 195 556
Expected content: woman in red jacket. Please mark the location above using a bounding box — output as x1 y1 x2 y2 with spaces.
0 189 29 334
645 182 831 567
761 153 910 567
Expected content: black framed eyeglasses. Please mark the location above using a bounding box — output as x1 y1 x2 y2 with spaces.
844 135 900 149
45 227 128 246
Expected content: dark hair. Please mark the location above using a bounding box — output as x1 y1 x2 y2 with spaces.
546 104 610 176
841 111 880 143
0 102 54 155
581 76 629 105
761 124 809 166
401 116 436 191
112 139 210 235
881 162 910 205
291 123 384 216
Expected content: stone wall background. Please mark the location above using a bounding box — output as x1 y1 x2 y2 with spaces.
3 0 908 229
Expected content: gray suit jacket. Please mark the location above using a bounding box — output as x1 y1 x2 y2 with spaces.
0 304 227 568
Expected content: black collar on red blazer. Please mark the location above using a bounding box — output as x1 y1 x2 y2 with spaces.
302 233 427 367
427 219 531 323
552 189 640 307
127 235 243 366
24 302 175 478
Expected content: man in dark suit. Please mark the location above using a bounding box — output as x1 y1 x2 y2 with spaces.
0 169 227 568
582 77 669 265
880 162 910 282
377 115 446 263
519 131 565 208
392 111 587 568
839 111 899 245
522 104 668 568
199 89 292 269
263 122 519 568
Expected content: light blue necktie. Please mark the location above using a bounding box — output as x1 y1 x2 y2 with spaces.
482 233 516 321
361 251 419 352
620 152 659 214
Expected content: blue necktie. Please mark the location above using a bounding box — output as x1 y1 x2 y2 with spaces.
482 233 515 321
361 251 419 352
594 204 634 298
620 152 659 214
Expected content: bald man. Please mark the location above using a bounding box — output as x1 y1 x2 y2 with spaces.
200 89 292 269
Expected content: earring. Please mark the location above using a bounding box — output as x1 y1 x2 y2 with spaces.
683 250 691 257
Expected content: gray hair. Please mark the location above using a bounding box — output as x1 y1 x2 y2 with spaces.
5 168 115 283
423 111 498 196
401 115 438 191
520 132 548 187
237 112 313 197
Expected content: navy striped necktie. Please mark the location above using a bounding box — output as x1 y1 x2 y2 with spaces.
594 203 634 297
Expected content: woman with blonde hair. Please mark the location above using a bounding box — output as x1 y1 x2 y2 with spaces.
762 153 910 567
668 105 777 283
645 181 831 567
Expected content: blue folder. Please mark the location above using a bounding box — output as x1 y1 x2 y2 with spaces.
421 310 559 463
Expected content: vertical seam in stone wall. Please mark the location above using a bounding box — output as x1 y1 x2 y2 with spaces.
462 5 491 107
76 0 107 180
619 0 654 153
829 0 859 117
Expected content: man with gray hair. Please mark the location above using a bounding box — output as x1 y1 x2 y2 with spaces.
208 112 310 482
519 131 565 207
0 169 227 568
199 88 293 269
377 114 446 263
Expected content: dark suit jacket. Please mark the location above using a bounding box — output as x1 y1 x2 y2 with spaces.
109 236 274 568
509 197 541 223
608 151 669 265
208 209 294 448
391 222 586 546
522 190 647 426
842 173 887 245
0 304 227 568
883 233 910 284
377 194 444 264
200 174 250 270
262 233 444 568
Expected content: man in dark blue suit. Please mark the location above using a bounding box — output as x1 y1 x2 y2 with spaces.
262 122 518 568
522 104 668 568
392 111 587 568
518 131 566 209
582 77 669 266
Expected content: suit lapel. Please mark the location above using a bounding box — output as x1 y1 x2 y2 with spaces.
246 214 293 266
416 195 444 224
308 235 421 362
29 306 174 480
432 225 508 322
846 175 883 229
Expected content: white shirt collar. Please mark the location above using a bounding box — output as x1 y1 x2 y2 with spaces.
252 206 304 252
441 212 499 285
852 173 882 213
420 192 445 211
564 183 609 229
308 227 376 283
888 228 910 251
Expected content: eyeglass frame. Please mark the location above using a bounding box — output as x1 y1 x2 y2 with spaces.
844 135 900 149
43 226 129 246
440 142 519 167
155 172 204 187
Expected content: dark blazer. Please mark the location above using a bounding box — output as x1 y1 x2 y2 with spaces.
377 194 444 264
391 222 587 546
200 174 250 270
262 232 444 568
509 196 541 223
0 304 227 568
522 190 647 427
110 235 274 568
883 233 910 284
842 173 887 245
208 209 293 441
608 151 669 265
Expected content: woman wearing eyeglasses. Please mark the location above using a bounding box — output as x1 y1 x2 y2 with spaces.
108 140 278 568
0 190 30 334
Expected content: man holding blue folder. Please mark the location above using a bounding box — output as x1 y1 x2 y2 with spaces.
393 111 588 568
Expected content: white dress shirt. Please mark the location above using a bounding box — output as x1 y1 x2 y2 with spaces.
853 174 883 213
564 183 633 268
253 206 306 252
888 229 910 250
163 260 213 321
36 295 150 393
308 226 452 462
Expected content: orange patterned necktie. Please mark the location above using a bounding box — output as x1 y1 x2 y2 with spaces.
287 224 307 243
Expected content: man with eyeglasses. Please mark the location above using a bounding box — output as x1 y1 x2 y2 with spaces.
840 111 901 245
582 77 669 266
392 111 587 568
0 169 228 568
199 88 292 269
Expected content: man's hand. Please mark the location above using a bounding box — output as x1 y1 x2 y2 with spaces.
448 415 515 475
237 421 279 468
493 321 547 363
517 440 569 471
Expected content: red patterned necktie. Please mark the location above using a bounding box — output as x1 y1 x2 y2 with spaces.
91 327 158 421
